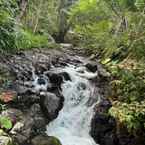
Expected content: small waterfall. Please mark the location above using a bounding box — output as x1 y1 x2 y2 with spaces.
46 65 99 145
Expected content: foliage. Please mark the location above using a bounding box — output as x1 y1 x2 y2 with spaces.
109 101 145 132
109 63 145 103
0 116 12 130
70 0 145 60
23 0 59 34
107 59 145 133
15 28 50 50
0 0 18 51
0 0 52 52
70 0 145 134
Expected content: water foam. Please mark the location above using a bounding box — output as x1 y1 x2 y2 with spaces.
46 65 99 145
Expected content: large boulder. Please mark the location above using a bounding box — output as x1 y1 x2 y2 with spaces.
47 73 63 88
91 99 117 145
31 135 62 145
91 113 117 145
85 61 110 81
40 92 62 121
11 104 46 145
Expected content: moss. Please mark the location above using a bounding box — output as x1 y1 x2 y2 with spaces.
31 135 62 145
49 136 62 145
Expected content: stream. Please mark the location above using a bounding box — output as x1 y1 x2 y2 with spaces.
1 48 133 145
46 64 99 145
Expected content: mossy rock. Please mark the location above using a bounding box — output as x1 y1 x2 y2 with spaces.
31 135 62 145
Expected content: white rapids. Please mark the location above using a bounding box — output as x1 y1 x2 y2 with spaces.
46 65 99 145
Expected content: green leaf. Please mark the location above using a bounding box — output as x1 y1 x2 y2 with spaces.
0 116 12 130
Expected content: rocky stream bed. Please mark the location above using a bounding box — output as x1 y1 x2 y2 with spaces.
0 45 136 145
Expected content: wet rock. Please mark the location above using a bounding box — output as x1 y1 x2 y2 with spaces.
0 136 12 145
34 62 50 75
48 73 63 87
31 135 62 145
37 77 47 85
85 62 98 73
59 72 71 81
91 113 117 145
95 99 112 114
51 57 60 66
40 92 62 121
91 99 117 145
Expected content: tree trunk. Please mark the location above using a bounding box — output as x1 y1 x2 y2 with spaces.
17 0 28 22
54 0 70 43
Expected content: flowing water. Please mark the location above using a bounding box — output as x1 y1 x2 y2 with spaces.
46 65 99 145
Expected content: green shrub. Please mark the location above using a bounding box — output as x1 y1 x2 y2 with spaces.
15 29 49 50
0 0 18 52
109 101 145 132
0 0 50 52
109 64 145 103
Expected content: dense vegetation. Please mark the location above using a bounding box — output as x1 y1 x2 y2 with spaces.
0 0 145 139
69 0 145 134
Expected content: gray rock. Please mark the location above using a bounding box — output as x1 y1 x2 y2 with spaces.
60 43 73 49
0 136 12 145
85 61 98 73
40 92 62 121
11 104 47 144
29 104 47 134
91 99 117 145
10 122 24 135
98 67 110 79
12 117 33 144
48 73 63 87
34 62 50 75
14 83 32 95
